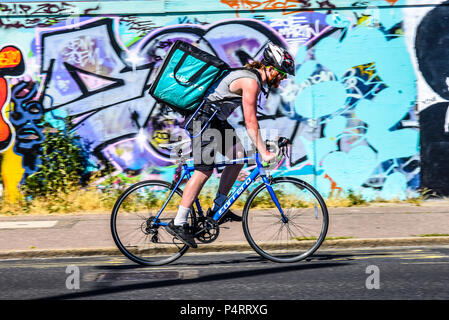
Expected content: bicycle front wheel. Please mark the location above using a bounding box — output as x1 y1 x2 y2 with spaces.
111 180 194 266
242 177 328 263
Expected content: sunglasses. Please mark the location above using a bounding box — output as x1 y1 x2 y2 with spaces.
272 66 287 80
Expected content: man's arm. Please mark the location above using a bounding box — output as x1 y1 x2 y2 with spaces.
233 78 275 162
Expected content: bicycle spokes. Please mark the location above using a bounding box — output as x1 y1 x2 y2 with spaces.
243 177 328 263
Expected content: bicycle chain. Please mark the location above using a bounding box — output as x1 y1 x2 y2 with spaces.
195 217 220 243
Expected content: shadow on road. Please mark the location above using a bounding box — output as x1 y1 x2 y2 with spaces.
94 254 269 270
308 250 398 262
40 261 349 300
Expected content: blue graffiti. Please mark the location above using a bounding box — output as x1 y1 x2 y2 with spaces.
9 81 45 178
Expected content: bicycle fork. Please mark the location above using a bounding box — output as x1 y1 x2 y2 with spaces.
256 154 289 223
261 175 289 223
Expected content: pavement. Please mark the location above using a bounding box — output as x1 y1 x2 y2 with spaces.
0 200 449 260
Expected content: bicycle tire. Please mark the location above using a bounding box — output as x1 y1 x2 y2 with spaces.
111 180 195 266
242 176 328 263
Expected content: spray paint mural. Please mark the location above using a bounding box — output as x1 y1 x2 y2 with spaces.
0 45 24 152
415 0 449 196
0 0 442 202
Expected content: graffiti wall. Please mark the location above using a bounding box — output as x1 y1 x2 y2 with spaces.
0 0 445 201
411 0 449 196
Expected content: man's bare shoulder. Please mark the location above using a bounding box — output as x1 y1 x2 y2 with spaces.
229 77 260 94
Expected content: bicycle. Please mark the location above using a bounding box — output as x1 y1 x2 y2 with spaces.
110 136 329 266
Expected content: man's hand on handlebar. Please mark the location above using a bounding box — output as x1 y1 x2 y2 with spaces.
261 150 277 163
260 137 291 167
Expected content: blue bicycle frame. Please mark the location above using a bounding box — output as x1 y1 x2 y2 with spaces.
153 152 288 227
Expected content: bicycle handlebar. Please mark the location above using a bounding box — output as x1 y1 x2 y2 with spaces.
261 136 291 168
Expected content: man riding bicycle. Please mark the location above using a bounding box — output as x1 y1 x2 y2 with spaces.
166 43 295 248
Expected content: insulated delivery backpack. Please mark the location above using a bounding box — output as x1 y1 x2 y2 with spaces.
149 40 230 115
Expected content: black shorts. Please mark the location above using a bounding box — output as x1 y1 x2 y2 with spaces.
185 108 239 172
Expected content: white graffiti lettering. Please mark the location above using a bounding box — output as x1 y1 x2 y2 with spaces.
270 16 323 42
169 72 204 91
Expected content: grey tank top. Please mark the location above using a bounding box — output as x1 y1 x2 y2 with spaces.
206 69 261 120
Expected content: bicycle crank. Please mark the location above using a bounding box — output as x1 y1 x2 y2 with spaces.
195 217 220 243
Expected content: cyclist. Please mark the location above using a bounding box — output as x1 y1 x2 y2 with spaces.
166 43 295 248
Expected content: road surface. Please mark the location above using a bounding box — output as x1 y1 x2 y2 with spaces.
1 245 448 302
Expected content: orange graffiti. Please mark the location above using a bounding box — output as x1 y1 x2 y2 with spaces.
324 173 342 197
222 0 398 16
0 47 22 69
0 78 10 142
220 0 336 16
0 45 24 151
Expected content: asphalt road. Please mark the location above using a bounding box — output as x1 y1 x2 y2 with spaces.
1 246 449 303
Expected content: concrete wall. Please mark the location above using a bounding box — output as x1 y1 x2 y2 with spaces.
0 0 447 201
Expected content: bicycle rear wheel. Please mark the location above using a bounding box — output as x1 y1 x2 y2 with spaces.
242 177 328 263
111 180 194 266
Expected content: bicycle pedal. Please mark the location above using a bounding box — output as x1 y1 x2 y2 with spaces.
206 208 214 218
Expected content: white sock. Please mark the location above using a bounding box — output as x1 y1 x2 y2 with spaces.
212 193 228 212
174 205 190 226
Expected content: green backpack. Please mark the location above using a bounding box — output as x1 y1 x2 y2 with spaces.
149 40 230 115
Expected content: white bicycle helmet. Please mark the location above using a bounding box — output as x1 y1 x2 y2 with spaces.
262 43 295 76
